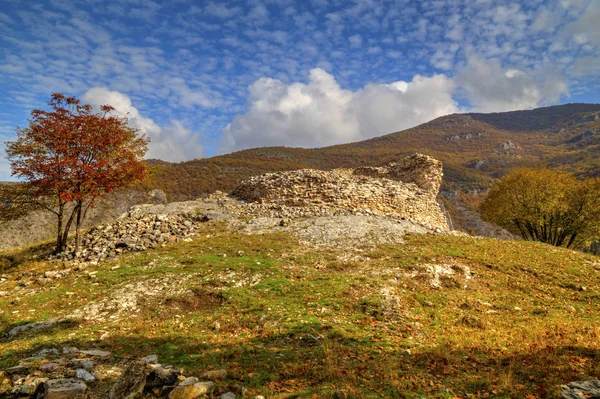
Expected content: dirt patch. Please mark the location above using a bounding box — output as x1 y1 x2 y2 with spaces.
68 275 195 323
163 288 226 312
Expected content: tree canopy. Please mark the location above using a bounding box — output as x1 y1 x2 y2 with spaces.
4 93 149 253
480 168 600 248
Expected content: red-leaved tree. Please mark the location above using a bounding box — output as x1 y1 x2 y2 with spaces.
5 93 149 253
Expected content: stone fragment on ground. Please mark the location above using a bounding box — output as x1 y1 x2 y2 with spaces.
141 354 158 364
168 380 214 399
2 350 247 399
562 380 600 398
75 368 95 382
0 371 12 394
146 365 179 389
7 318 69 337
36 378 87 399
39 363 60 372
109 361 147 399
78 349 111 358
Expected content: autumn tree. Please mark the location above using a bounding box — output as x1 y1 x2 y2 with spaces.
480 168 600 248
4 93 149 253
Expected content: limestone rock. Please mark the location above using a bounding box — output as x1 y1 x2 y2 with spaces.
20 378 48 396
145 366 179 389
178 377 199 386
561 380 600 398
75 369 95 382
0 371 12 394
53 212 209 263
168 381 214 399
8 319 69 337
109 362 147 399
39 363 60 372
78 349 111 358
79 360 94 371
36 378 86 399
141 354 158 364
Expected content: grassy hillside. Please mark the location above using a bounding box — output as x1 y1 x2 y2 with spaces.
145 104 600 200
2 222 600 398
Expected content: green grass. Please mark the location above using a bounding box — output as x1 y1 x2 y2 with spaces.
1 223 600 398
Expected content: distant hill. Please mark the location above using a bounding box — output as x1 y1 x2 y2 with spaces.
145 103 600 200
466 103 600 132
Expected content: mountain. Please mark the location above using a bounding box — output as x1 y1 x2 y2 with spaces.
146 103 600 200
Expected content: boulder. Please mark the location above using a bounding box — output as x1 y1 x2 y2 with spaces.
168 381 214 399
35 379 86 399
0 371 12 394
109 362 147 399
145 366 179 389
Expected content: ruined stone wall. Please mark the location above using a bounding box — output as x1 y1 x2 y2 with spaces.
233 153 449 230
353 153 443 192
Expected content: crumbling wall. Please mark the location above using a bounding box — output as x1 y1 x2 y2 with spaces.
353 153 443 192
233 153 449 230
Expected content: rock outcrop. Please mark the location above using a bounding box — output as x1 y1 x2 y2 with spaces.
233 153 448 231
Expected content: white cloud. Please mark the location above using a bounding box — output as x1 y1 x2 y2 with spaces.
204 2 242 19
532 8 558 33
348 34 362 48
248 4 270 25
82 87 204 162
350 74 458 136
222 68 458 151
0 127 15 181
457 57 568 112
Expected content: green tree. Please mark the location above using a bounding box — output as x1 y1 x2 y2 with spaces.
4 93 149 254
480 168 600 248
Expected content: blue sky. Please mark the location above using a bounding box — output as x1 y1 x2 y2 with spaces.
0 0 599 180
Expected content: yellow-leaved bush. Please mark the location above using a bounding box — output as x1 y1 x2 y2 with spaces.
480 168 600 248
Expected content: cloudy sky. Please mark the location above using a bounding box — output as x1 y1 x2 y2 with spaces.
1 0 599 179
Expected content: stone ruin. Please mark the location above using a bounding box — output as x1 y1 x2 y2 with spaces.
38 154 448 263
233 153 449 231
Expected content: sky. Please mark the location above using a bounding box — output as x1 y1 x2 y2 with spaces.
0 0 599 180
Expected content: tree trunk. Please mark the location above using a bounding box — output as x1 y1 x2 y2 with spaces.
60 203 80 253
74 200 83 253
55 202 65 254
